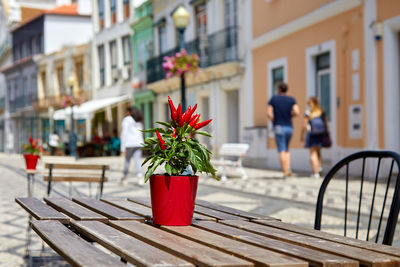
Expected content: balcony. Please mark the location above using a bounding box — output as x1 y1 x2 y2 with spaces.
10 93 38 113
147 26 239 84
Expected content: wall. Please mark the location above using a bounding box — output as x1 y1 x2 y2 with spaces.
252 6 365 150
44 14 92 54
252 0 334 38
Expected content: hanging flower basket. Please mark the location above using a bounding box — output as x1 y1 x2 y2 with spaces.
162 49 199 78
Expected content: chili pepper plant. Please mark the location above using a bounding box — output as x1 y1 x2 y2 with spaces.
142 97 218 182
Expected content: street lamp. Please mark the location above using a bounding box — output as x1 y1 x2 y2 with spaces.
173 5 190 110
67 75 77 158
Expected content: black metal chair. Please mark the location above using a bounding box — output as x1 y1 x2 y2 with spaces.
314 150 400 245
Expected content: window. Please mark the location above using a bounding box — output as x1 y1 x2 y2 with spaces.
76 62 84 88
122 36 131 65
267 57 287 98
195 2 207 64
13 45 19 61
57 67 65 95
98 0 104 28
98 45 105 86
123 0 130 19
316 52 331 120
41 71 47 95
158 23 167 54
224 0 237 28
36 33 42 53
110 40 117 69
110 40 118 84
28 37 33 56
110 0 116 24
272 67 283 95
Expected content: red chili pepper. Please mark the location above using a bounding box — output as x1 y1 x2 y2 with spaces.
177 104 184 127
156 130 166 150
189 114 200 127
194 119 212 130
172 129 177 138
181 105 192 124
29 136 33 145
187 104 197 122
168 96 177 121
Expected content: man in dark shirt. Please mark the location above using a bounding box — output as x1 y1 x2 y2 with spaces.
267 83 299 177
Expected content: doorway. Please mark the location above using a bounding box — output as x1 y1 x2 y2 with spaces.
226 90 239 143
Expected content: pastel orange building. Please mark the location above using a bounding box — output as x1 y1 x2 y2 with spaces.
248 0 400 171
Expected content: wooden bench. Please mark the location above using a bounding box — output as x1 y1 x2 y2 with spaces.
43 162 109 198
212 143 249 181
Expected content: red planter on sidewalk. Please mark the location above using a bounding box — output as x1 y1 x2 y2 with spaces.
24 154 40 170
150 174 199 226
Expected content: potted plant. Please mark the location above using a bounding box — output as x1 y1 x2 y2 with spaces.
23 136 43 170
142 97 218 226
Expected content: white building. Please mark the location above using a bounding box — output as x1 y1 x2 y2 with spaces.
148 0 248 154
0 2 92 152
91 0 135 137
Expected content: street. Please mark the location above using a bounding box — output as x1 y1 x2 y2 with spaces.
0 153 399 266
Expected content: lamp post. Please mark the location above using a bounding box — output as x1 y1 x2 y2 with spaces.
173 5 190 110
67 75 77 158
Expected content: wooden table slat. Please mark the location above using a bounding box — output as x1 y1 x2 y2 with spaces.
110 220 253 267
127 196 152 207
163 225 308 267
71 220 194 267
31 220 124 267
193 220 358 267
101 198 153 219
254 219 400 257
221 220 400 266
72 198 143 220
195 199 279 221
44 198 108 222
15 197 69 223
194 205 247 220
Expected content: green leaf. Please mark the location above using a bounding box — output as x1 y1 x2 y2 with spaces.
144 158 163 183
165 163 172 175
141 155 153 167
195 131 212 137
156 121 172 128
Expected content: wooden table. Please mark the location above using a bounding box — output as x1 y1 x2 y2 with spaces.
15 197 400 267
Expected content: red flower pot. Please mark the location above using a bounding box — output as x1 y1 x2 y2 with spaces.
24 154 40 170
150 174 199 226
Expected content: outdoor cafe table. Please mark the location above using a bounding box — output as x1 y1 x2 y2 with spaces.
15 197 400 267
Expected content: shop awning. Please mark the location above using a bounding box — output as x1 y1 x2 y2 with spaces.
53 95 130 120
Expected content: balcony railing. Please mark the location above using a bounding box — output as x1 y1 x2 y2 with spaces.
147 26 239 84
10 94 38 113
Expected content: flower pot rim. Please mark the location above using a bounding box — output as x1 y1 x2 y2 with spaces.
24 153 40 157
151 173 199 178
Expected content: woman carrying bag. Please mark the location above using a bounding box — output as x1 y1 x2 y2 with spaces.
300 97 330 178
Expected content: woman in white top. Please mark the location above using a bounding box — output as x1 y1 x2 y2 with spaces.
49 131 60 155
120 106 144 184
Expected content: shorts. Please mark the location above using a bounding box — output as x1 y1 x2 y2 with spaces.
274 125 293 152
305 132 324 148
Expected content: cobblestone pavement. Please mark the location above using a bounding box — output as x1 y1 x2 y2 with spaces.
0 154 399 266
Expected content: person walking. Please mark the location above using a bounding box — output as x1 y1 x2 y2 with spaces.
267 83 300 177
62 130 70 155
49 131 60 156
120 106 144 185
300 97 328 178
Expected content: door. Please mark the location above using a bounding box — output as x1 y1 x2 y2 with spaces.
226 90 239 143
317 69 331 121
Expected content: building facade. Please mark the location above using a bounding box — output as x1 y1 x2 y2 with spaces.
36 43 92 144
131 0 154 137
91 0 135 137
249 0 400 171
0 3 92 152
147 0 247 153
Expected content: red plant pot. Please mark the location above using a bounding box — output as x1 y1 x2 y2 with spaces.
24 154 40 170
150 174 199 226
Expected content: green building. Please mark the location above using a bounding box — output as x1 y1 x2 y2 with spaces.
131 0 154 137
